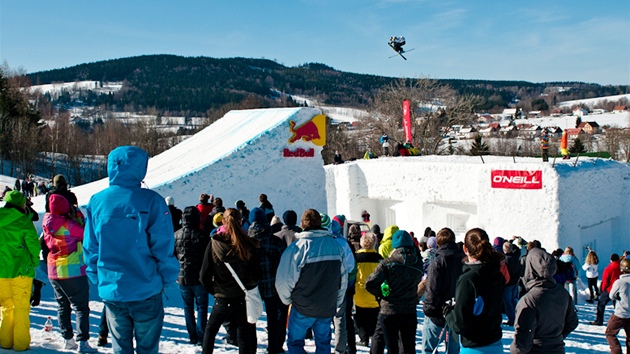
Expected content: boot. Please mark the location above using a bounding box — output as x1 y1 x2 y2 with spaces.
97 335 108 347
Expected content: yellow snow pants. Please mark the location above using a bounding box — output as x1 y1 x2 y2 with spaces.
0 276 33 351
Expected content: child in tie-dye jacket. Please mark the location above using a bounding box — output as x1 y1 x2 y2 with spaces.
43 194 96 352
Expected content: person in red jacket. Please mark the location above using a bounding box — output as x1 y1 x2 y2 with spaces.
195 193 214 230
591 253 622 325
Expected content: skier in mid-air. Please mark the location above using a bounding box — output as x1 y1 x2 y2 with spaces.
389 36 406 53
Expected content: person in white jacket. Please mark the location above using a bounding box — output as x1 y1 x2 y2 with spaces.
583 249 600 303
606 258 630 354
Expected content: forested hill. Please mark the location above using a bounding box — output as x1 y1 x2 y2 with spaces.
27 54 626 115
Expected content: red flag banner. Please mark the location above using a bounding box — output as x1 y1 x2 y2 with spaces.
491 170 542 189
402 100 412 144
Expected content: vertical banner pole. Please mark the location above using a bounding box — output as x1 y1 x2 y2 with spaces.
402 100 412 144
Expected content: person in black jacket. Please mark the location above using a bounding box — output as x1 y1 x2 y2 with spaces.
174 207 209 345
444 228 505 352
365 230 422 354
503 241 521 326
259 193 275 224
166 196 183 232
422 227 465 354
248 207 287 354
200 208 260 354
45 174 78 212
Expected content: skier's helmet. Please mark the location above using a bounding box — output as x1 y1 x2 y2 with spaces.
621 258 630 274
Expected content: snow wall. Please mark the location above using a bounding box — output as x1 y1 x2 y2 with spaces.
32 107 327 228
325 155 630 272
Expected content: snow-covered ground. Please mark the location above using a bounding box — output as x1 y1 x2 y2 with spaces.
558 94 630 109
0 274 618 353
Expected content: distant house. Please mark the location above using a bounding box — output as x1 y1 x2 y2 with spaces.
501 108 517 119
517 124 542 138
458 126 478 139
573 107 588 117
479 123 499 137
475 113 495 124
499 125 517 136
550 108 563 117
591 108 606 115
546 126 563 138
577 121 600 134
613 106 628 113
565 128 584 139
528 111 542 118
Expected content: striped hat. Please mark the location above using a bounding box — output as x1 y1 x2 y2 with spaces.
320 213 331 229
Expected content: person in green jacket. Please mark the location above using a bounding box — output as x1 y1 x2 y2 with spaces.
0 190 40 352
378 225 399 259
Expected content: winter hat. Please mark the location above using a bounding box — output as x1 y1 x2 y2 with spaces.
235 200 246 209
165 196 175 206
271 215 282 226
49 194 71 215
212 213 223 227
360 232 376 249
249 207 267 225
320 213 331 229
330 220 342 237
4 190 26 208
392 230 414 249
282 210 298 227
53 174 67 188
371 224 381 235
333 215 346 229
427 236 437 249
493 237 505 254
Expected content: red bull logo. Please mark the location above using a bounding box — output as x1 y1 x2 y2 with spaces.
283 148 315 157
288 114 326 146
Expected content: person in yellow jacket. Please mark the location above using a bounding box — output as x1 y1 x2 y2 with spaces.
353 232 383 346
378 225 399 259
0 190 40 351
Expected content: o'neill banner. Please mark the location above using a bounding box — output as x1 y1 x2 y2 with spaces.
491 170 542 189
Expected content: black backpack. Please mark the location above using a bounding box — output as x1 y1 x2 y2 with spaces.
554 260 575 284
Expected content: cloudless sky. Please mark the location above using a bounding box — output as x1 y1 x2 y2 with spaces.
1 1 629 85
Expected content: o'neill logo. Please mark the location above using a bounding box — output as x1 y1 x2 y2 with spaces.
288 114 326 146
491 170 542 189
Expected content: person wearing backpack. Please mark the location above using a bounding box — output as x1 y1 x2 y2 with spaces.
560 247 581 305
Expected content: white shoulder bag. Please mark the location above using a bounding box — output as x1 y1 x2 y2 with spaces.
224 262 263 324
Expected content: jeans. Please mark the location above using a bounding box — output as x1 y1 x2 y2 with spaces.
105 292 164 354
502 285 519 325
422 316 460 354
50 276 91 341
179 284 208 343
203 296 256 354
595 291 612 325
264 294 288 354
378 313 416 354
355 306 379 343
564 280 578 305
606 314 630 354
287 307 333 354
99 307 109 337
459 340 502 354
587 277 600 300
333 296 349 354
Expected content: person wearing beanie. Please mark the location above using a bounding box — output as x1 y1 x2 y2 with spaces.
196 193 213 230
0 190 40 351
366 229 422 354
378 225 399 259
247 207 288 354
165 196 183 232
276 209 349 354
45 174 78 213
270 215 283 234
203 198 226 235
43 194 97 352
333 215 346 230
274 210 302 246
370 224 383 245
354 232 382 347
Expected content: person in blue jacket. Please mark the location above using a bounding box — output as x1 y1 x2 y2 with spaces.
83 146 179 354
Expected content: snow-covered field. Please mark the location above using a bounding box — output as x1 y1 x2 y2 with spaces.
0 274 618 353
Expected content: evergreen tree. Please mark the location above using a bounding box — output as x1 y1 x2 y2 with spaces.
470 134 490 156
569 137 587 154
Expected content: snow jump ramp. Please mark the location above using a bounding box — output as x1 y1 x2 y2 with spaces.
35 107 328 221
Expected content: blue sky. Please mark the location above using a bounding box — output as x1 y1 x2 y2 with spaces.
1 0 628 85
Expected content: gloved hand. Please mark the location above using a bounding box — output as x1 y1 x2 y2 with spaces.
31 279 45 306
442 298 456 317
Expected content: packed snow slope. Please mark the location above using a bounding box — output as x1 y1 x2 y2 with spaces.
29 107 327 227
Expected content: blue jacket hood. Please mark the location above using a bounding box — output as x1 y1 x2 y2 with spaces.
249 207 267 225
108 146 148 187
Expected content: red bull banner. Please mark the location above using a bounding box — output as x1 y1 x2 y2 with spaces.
402 100 412 143
285 114 326 157
491 170 542 189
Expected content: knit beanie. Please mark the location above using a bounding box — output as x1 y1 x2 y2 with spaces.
320 213 331 229
213 213 223 227
53 174 67 188
333 215 346 229
282 210 298 227
360 232 376 249
427 236 437 249
392 230 414 249
165 196 175 206
4 190 26 208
